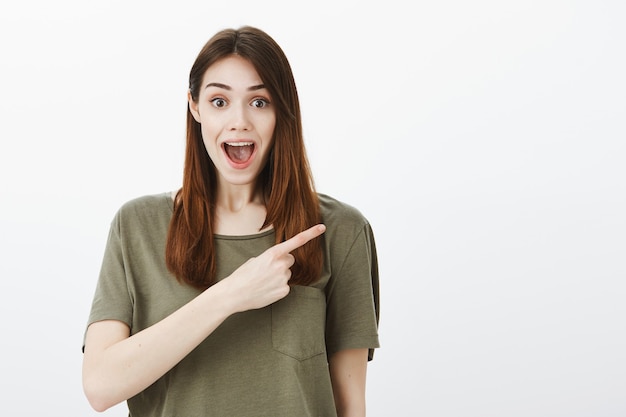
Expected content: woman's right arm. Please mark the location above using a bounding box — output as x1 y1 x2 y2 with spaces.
82 224 325 412
83 279 238 412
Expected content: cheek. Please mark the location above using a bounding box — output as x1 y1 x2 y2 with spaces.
200 119 220 141
263 116 277 139
200 127 222 158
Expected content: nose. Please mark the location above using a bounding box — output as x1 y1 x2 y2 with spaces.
228 102 251 131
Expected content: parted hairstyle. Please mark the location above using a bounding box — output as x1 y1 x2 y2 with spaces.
166 26 323 290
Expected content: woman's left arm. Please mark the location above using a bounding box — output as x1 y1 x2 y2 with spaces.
329 348 369 417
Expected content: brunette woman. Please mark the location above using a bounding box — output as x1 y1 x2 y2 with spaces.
83 26 379 417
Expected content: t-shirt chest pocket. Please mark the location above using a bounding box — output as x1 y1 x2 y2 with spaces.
271 285 326 361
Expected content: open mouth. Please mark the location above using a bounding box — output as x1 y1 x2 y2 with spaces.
223 142 255 164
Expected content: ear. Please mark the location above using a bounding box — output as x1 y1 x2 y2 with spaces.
188 90 201 123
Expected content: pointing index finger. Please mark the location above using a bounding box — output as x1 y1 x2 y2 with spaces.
276 224 326 254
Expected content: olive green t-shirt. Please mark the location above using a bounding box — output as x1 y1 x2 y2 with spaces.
86 192 380 417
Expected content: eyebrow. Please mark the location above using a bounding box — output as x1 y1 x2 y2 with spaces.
204 82 266 91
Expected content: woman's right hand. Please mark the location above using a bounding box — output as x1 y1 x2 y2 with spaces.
221 224 326 312
83 224 325 411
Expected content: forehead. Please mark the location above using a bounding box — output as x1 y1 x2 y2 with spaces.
202 55 263 88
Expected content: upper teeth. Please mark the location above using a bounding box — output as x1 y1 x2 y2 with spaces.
226 142 253 147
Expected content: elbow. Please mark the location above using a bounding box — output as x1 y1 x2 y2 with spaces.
88 400 110 414
83 375 118 412
84 393 111 413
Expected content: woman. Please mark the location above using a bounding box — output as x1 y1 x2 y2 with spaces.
82 26 380 417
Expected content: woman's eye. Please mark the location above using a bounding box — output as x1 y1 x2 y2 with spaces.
211 98 227 108
251 98 269 108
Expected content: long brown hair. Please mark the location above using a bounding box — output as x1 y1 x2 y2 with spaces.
166 26 322 290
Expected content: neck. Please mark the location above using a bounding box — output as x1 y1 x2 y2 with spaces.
216 181 264 213
213 182 270 235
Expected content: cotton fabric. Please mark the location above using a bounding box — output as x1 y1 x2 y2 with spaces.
85 192 379 416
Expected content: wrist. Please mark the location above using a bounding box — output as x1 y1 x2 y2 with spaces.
205 278 240 317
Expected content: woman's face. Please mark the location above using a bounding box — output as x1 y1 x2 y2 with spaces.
189 55 276 190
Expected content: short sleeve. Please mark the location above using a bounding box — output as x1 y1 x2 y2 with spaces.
325 222 380 360
85 212 134 334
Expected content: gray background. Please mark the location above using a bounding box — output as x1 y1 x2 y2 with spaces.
1 0 624 416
